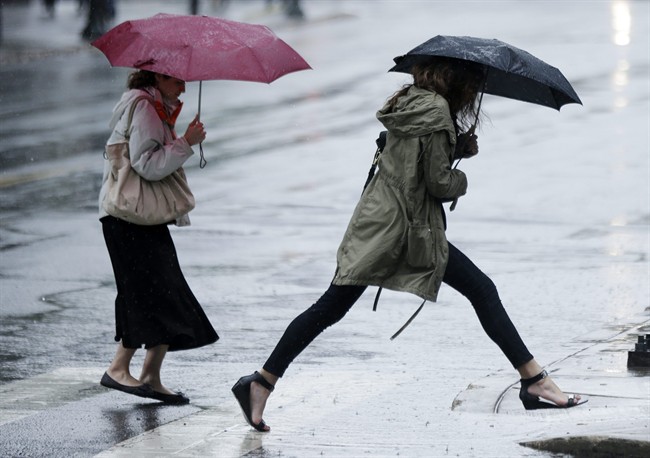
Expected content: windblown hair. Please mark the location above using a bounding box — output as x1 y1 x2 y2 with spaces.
127 70 172 90
387 57 485 132
127 70 156 89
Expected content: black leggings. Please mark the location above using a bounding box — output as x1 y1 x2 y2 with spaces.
263 242 533 377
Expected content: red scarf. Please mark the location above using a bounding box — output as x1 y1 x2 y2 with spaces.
153 100 183 138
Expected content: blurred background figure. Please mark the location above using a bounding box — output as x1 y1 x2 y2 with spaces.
283 0 304 19
266 0 304 20
77 0 90 16
189 0 199 15
81 0 115 41
211 0 231 14
42 0 57 19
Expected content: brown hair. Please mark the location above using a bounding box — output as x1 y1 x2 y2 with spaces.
387 57 485 132
127 70 172 90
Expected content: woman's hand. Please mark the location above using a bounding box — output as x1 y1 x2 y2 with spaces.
183 115 206 146
455 133 479 159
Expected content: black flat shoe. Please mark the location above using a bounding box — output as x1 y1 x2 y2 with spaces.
232 371 275 432
100 372 154 399
519 370 587 410
146 390 190 404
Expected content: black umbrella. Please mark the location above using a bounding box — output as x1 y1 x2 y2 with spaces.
390 35 581 111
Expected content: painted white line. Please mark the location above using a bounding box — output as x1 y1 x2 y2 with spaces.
0 367 105 425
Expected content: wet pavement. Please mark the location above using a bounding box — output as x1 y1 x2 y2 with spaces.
0 0 649 457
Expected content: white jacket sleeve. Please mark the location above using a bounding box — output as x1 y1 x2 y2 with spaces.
128 100 194 181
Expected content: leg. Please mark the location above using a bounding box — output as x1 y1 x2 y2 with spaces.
443 242 532 367
106 342 142 387
263 283 366 377
443 242 581 406
139 344 175 394
236 283 366 431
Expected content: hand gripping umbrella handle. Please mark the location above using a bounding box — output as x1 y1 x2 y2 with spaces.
450 99 480 211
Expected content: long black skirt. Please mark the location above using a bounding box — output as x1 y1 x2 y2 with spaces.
101 216 218 351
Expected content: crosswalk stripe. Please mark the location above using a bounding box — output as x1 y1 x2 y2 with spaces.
0 367 105 426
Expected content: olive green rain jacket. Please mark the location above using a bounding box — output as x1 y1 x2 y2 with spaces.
332 86 468 301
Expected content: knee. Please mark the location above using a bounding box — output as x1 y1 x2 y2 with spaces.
467 274 500 307
308 301 349 329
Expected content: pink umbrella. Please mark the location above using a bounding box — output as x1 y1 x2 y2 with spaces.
91 13 311 166
91 13 311 83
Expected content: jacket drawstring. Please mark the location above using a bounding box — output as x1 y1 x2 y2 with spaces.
390 299 426 340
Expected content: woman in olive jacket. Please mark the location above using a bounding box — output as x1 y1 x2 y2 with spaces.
233 58 584 431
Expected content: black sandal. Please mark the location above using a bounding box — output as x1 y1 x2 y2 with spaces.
519 370 587 410
231 371 275 432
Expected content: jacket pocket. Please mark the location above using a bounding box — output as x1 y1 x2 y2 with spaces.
406 223 434 268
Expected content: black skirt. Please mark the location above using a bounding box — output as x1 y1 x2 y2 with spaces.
101 216 218 351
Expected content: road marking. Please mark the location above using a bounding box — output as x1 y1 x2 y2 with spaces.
0 367 104 426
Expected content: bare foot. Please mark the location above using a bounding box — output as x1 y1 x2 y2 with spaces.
250 381 272 431
526 374 582 406
106 369 144 387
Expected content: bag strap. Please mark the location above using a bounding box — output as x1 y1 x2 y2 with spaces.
103 96 153 160
123 95 154 140
363 130 387 192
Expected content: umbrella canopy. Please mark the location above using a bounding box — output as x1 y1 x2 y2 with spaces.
390 35 581 110
91 13 311 83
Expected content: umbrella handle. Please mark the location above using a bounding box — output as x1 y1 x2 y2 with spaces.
198 80 202 119
197 81 207 169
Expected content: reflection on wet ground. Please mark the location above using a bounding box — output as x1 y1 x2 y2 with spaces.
0 284 111 384
0 391 199 457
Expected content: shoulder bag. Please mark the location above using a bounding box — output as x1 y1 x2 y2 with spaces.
102 96 196 225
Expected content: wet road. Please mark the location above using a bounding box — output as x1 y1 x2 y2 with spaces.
1 1 649 457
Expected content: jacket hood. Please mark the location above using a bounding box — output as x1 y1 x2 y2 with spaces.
109 88 152 130
376 86 456 139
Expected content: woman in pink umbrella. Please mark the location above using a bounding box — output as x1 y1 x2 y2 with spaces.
98 69 218 404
